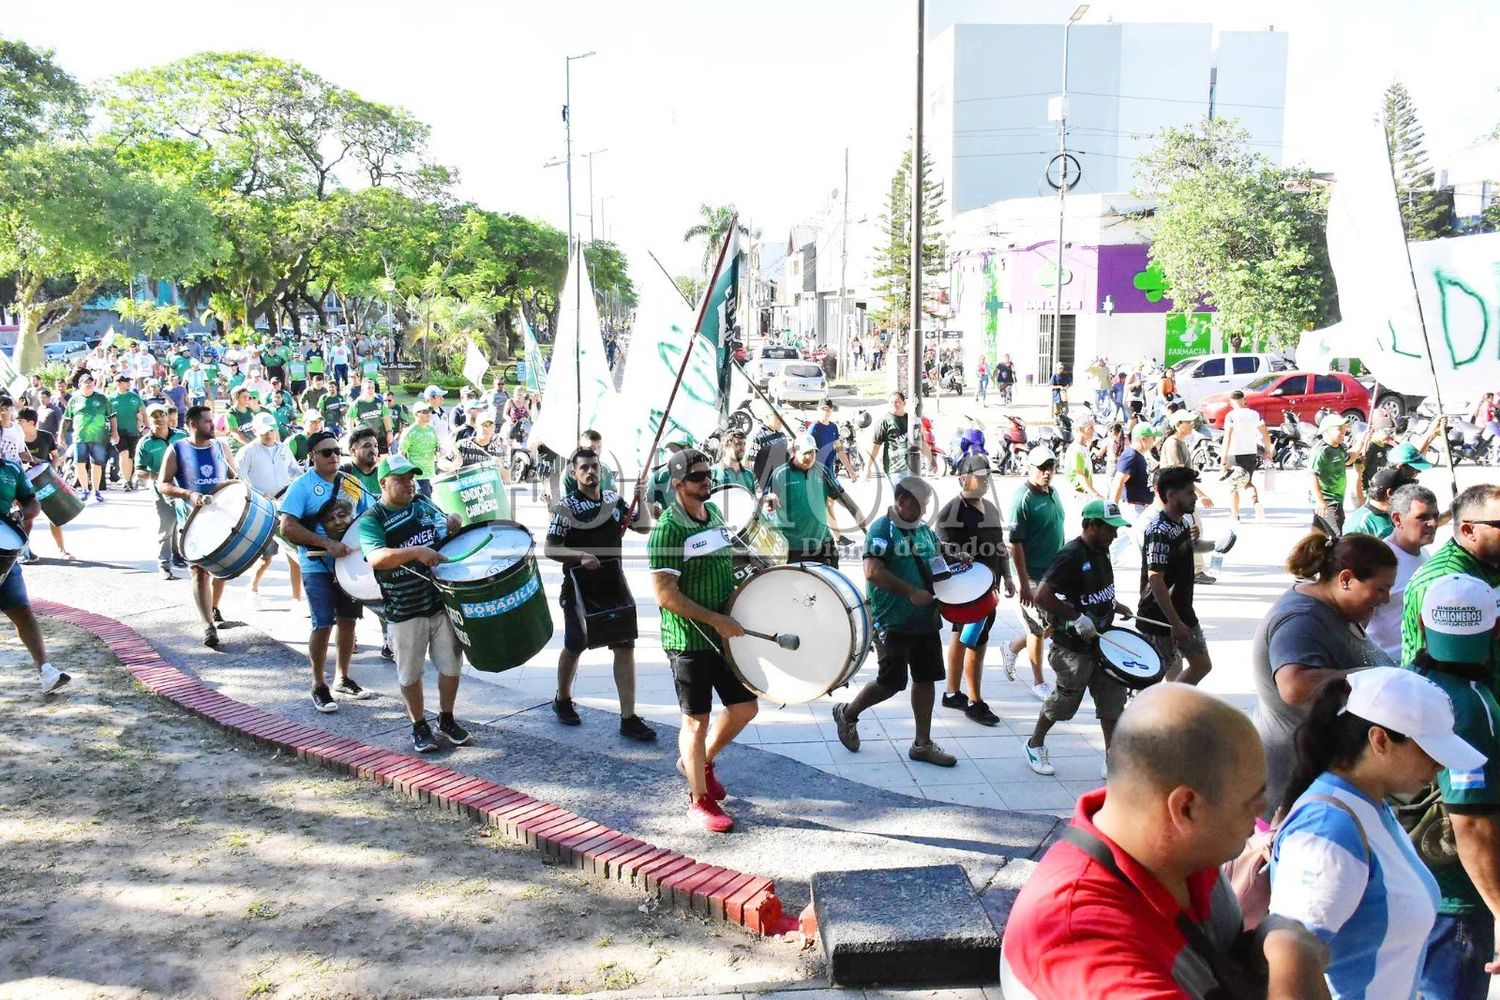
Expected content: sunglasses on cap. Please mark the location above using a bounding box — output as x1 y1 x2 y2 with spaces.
682 469 712 483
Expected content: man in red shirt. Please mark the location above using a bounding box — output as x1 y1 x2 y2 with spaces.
1001 685 1325 999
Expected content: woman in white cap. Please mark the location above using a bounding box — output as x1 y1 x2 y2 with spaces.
238 412 301 608
1267 667 1485 999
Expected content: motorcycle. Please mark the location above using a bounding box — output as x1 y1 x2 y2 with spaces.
991 414 1030 476
837 418 866 479
1272 410 1313 470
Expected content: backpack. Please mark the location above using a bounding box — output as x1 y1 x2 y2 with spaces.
1394 785 1459 868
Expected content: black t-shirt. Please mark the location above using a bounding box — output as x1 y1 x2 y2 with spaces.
546 489 630 601
1137 510 1197 632
751 428 788 488
874 412 910 475
458 433 505 468
934 496 1008 578
996 364 1015 385
1362 440 1391 489
26 430 56 464
1041 538 1117 652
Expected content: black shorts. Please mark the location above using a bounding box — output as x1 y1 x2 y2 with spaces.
668 648 756 716
1232 454 1260 478
874 630 944 691
118 433 140 459
954 610 996 648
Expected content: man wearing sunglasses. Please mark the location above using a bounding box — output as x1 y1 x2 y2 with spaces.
1402 484 1500 685
134 403 186 578
648 449 754 833
279 429 375 713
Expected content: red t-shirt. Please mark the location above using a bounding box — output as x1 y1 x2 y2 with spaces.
999 789 1235 999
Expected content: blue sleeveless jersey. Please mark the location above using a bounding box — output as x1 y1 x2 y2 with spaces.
171 438 229 494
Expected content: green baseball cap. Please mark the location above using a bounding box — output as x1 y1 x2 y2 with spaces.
1388 442 1433 471
378 454 422 480
1080 499 1133 527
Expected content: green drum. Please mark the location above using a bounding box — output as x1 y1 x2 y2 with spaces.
26 464 84 526
430 520 551 673
430 463 509 526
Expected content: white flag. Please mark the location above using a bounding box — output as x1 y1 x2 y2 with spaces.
532 244 616 455
463 337 488 388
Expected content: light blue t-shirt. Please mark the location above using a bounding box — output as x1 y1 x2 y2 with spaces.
278 468 373 573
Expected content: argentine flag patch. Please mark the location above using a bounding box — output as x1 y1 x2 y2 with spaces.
1451 768 1487 791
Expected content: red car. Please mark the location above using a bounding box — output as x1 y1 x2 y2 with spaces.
1198 371 1370 429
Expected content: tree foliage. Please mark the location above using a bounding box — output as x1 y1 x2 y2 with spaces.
682 204 749 276
873 143 946 331
1382 81 1452 241
0 36 87 152
1133 116 1336 348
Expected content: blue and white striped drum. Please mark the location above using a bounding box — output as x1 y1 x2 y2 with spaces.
724 563 872 705
178 481 277 580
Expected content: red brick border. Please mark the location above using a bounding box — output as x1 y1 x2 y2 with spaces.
35 600 797 937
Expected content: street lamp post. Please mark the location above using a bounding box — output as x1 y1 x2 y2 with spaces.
1050 5 1088 383
909 0 926 474
563 50 595 443
583 148 606 243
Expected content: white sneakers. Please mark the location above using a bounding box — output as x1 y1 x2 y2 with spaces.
1030 681 1053 702
1025 742 1055 775
39 662 70 695
1001 643 1019 681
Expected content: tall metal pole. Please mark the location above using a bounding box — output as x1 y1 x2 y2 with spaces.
564 51 595 444
838 147 849 381
909 0 925 472
1050 6 1088 385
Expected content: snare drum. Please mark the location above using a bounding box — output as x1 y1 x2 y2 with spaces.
709 483 787 582
724 563 871 705
332 513 385 610
931 562 998 624
566 557 637 650
26 464 83 526
1096 626 1165 689
430 520 552 673
177 481 277 580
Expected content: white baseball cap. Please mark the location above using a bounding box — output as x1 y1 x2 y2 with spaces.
1169 409 1198 425
1319 413 1351 435
1027 446 1057 468
251 412 278 435
1420 574 1500 664
1345 666 1486 773
794 432 819 454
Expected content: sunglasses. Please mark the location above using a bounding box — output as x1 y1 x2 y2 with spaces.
682 470 712 483
1467 519 1500 529
1035 462 1057 472
313 447 341 457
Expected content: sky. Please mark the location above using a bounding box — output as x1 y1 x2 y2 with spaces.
7 0 1499 299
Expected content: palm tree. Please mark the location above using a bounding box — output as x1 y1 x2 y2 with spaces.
682 203 749 277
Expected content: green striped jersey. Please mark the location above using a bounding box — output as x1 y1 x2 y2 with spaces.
648 501 737 652
358 499 449 622
1402 539 1500 683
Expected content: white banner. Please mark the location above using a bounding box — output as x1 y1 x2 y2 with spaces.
462 337 488 388
532 244 615 456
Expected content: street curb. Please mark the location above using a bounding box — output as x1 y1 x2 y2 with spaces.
35 599 798 937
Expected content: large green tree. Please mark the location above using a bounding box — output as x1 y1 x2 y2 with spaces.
1383 81 1452 241
1133 117 1336 348
0 36 87 152
0 141 218 372
682 204 749 277
872 143 946 331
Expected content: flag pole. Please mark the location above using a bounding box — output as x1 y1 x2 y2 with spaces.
623 218 740 525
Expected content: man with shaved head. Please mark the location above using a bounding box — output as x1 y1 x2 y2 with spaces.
1002 686 1327 999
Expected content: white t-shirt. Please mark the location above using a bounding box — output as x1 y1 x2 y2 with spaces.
0 424 26 463
1365 539 1429 662
1223 406 1265 456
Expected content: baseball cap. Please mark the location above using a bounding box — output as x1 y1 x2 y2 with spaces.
957 453 991 477
1344 666 1485 773
378 454 422 480
1131 423 1161 440
1369 466 1404 496
1081 499 1132 527
305 430 340 453
413 401 433 413
145 402 168 417
1169 409 1198 425
891 475 932 505
794 432 819 454
1389 442 1433 471
423 384 445 398
251 412 278 435
115 373 131 383
1318 413 1350 435
301 408 323 425
479 413 496 425
1421 574 1500 664
1027 446 1057 468
667 448 708 481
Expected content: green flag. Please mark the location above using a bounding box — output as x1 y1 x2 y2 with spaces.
520 310 546 392
695 234 740 417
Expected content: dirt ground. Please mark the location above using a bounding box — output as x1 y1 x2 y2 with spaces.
0 620 819 999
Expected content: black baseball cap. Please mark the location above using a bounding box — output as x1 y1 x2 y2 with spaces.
957 454 991 477
668 448 709 481
305 430 340 453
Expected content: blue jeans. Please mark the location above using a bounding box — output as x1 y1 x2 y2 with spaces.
1419 912 1493 1000
303 570 363 631
0 563 28 611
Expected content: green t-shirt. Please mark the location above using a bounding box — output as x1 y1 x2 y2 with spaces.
360 357 381 378
1311 442 1349 506
1418 659 1500 914
135 430 186 496
287 359 308 381
226 407 256 446
1007 482 1066 582
873 413 910 475
1064 442 1094 495
204 362 220 386
647 502 737 652
863 514 941 633
1402 540 1500 684
65 392 114 443
400 424 440 477
712 465 755 492
263 346 289 370
286 432 311 465
770 462 844 551
228 372 246 393
341 462 380 498
353 398 389 435
171 355 192 378
307 354 325 374
0 459 37 515
110 391 144 435
647 467 674 510
357 499 449 623
1344 502 1394 539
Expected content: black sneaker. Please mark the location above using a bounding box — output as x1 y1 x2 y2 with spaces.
619 715 657 742
552 697 581 726
412 720 439 753
172 557 188 569
832 703 860 752
203 625 219 649
380 645 394 660
311 684 338 714
211 607 225 625
964 699 1001 727
941 691 969 711
161 565 175 580
332 677 374 700
437 714 470 745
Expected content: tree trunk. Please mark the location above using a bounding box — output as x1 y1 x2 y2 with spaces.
14 273 100 375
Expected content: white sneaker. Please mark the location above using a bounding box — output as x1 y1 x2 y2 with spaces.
1030 681 1052 702
1024 742 1056 776
1001 643 1019 682
252 593 268 611
39 662 71 695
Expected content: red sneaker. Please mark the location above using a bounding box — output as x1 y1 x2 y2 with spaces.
675 759 728 801
689 795 734 833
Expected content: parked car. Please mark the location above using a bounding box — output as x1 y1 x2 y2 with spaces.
1168 352 1297 408
43 340 90 363
1198 371 1371 429
768 361 829 406
747 345 801 388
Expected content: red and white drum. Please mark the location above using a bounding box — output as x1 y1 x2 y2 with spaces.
932 562 998 624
